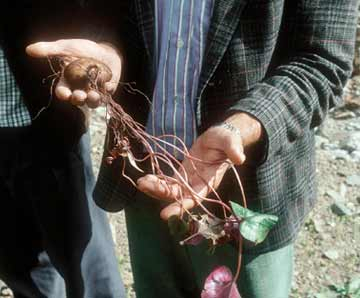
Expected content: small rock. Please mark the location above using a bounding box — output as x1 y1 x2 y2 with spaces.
350 150 360 162
321 142 339 151
313 218 325 233
314 291 337 298
331 201 352 216
330 149 351 161
347 202 355 210
347 121 360 131
339 132 360 152
333 110 357 119
339 183 347 198
326 190 344 202
346 175 360 186
322 249 339 260
328 221 336 228
337 170 347 177
315 136 329 148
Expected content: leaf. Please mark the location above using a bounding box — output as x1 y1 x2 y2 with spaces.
168 216 188 237
181 215 226 246
230 201 278 245
197 215 225 245
230 201 257 219
201 266 241 298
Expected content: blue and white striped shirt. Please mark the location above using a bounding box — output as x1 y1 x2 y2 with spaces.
146 0 214 156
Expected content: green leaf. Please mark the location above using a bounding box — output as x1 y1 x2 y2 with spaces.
230 201 278 245
240 214 278 244
168 216 188 237
230 201 257 219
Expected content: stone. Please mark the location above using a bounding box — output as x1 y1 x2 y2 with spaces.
350 150 360 162
346 175 360 186
337 170 347 177
314 290 338 298
313 218 325 233
315 135 329 149
322 249 339 260
330 149 351 161
331 201 352 216
321 142 339 151
339 183 347 198
339 132 360 153
346 121 360 131
333 110 357 119
325 190 344 202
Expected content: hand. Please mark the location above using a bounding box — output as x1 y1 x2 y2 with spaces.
26 39 122 108
137 113 263 220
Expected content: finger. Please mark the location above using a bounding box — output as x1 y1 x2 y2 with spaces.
225 145 246 165
160 199 196 220
86 90 102 108
26 42 61 58
71 90 87 106
105 81 118 94
26 39 100 59
137 175 182 202
55 77 72 101
222 134 246 165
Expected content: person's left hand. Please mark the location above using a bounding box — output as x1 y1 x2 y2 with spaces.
137 112 263 220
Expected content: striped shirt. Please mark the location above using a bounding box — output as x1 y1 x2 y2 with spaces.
146 0 214 156
0 47 31 127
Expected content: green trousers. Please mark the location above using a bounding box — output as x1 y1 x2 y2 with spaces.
125 192 293 298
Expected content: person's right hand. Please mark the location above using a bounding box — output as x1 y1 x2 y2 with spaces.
26 39 122 108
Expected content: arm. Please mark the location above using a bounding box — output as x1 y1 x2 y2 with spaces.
138 0 358 219
228 0 358 160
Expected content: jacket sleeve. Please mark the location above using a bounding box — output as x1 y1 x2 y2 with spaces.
227 0 358 160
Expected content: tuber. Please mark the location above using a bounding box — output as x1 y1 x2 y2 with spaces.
63 57 112 91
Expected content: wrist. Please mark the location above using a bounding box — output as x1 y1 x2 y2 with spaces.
223 112 263 148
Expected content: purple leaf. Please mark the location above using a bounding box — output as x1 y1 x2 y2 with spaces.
201 266 241 298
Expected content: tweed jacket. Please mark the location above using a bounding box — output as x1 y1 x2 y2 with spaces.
94 0 358 253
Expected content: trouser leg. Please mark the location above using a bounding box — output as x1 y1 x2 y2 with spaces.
188 240 293 298
125 192 200 298
0 128 65 298
10 253 65 298
0 128 125 298
77 133 126 298
30 132 125 298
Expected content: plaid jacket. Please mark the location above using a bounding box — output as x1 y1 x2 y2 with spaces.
94 0 358 253
0 47 31 127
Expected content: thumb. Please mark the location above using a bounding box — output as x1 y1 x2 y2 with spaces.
26 39 100 59
26 41 63 58
223 137 246 165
